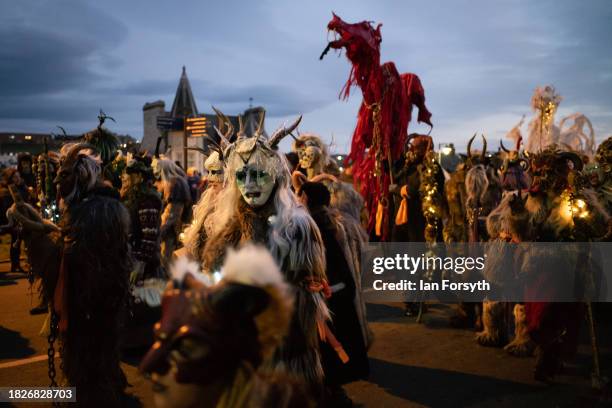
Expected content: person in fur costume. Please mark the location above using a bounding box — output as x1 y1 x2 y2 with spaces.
475 137 531 352
120 153 165 348
443 133 489 244
291 132 366 230
524 146 609 381
154 157 192 267
182 114 232 264
5 184 61 317
201 116 330 395
140 245 313 408
295 179 370 406
592 136 612 216
51 142 132 406
291 132 370 325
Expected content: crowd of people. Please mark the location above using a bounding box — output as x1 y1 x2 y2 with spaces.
1 82 611 407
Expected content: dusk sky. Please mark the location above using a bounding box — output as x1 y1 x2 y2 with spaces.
1 0 611 153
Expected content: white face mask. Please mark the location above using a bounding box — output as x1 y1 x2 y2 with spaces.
235 164 275 207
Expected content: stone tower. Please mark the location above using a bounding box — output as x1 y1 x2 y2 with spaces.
142 100 165 153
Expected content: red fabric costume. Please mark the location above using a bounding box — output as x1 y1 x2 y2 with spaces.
323 13 432 240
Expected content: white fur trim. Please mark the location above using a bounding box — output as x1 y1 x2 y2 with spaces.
221 244 284 288
170 256 213 286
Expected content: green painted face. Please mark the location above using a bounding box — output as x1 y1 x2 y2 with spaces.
235 165 275 207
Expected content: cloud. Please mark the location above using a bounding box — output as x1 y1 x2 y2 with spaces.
1 0 611 150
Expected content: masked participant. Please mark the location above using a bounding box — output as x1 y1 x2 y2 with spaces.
201 116 330 396
140 244 312 408
182 109 232 264
153 157 192 267
38 142 130 406
121 153 165 348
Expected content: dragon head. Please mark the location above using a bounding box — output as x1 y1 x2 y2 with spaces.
322 13 382 62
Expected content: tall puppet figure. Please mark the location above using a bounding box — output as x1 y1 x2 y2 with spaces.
321 13 432 240
52 143 131 406
201 116 332 396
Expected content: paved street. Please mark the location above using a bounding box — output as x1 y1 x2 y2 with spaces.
1 261 611 407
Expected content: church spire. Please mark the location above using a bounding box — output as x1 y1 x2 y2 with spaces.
170 66 198 118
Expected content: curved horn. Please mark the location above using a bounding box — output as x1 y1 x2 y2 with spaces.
481 134 487 159
500 140 510 153
268 115 303 149
310 173 338 184
57 126 68 137
467 133 477 158
291 171 307 192
516 135 523 152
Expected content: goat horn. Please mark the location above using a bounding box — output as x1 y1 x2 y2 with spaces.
500 140 510 153
269 115 303 149
481 134 487 159
467 133 477 158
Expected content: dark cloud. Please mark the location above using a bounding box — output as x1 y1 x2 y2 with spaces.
1 0 611 146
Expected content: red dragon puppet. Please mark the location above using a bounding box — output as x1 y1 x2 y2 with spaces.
321 13 432 240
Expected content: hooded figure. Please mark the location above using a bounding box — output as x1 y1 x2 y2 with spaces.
296 179 370 405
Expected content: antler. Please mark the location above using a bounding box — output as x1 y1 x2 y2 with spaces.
236 115 247 139
255 110 266 136
268 115 303 149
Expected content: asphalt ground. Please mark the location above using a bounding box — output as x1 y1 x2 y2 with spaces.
1 260 611 407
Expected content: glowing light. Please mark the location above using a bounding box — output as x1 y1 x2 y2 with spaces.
441 147 452 155
24 135 32 140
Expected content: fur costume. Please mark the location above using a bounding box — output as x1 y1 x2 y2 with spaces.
201 117 330 392
51 142 132 406
296 181 370 388
464 135 502 242
5 186 61 306
140 245 313 408
121 154 164 348
291 133 365 224
593 136 612 216
183 116 232 264
155 158 192 267
322 13 432 240
443 134 489 243
483 146 609 380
